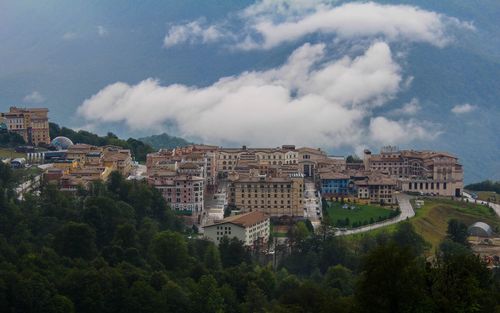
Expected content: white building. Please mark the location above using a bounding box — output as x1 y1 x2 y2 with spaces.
203 211 270 246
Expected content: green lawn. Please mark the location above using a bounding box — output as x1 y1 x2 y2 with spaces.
0 148 25 159
325 201 397 228
348 198 500 253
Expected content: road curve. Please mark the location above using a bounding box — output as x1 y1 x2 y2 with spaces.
335 193 415 236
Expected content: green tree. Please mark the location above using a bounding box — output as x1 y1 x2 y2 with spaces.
53 222 96 260
113 223 138 249
446 219 469 246
430 251 494 312
152 231 189 271
324 264 355 296
355 244 431 313
204 243 222 272
191 275 224 313
219 237 250 268
392 221 428 256
242 282 268 313
122 280 160 313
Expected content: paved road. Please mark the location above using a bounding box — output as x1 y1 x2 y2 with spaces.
303 181 322 229
463 191 500 217
335 193 415 236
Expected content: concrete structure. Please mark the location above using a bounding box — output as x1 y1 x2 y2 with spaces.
228 171 305 217
363 146 463 197
1 107 50 146
203 211 270 246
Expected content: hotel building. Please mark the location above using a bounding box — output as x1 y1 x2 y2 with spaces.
228 171 305 217
363 146 464 197
1 107 50 145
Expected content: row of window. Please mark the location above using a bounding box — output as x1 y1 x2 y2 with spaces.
408 182 447 190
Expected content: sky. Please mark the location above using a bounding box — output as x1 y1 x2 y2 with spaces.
1 0 499 182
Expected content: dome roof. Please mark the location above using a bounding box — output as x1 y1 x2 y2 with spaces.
468 222 493 237
51 136 74 150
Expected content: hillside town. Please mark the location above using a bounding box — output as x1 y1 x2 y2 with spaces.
1 106 469 249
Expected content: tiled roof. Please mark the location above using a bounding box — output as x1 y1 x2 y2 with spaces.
208 211 269 228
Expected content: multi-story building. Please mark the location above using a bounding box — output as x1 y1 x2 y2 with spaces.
297 147 328 178
102 147 133 176
217 145 300 176
203 211 270 246
1 106 50 145
147 171 204 214
319 172 351 197
228 171 305 217
363 146 463 197
354 175 397 205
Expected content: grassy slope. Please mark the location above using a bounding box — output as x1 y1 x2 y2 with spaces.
476 191 500 204
327 202 394 227
349 198 500 251
0 148 25 159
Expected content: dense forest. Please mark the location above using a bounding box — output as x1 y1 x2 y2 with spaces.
466 180 500 194
138 133 192 150
1 161 500 312
49 123 154 162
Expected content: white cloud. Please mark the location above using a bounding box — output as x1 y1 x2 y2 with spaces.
163 20 223 48
391 98 420 116
23 91 45 103
97 26 108 37
451 103 476 114
62 32 77 40
78 42 434 148
369 116 438 144
163 1 472 50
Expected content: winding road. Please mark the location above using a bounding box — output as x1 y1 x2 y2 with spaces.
334 193 415 236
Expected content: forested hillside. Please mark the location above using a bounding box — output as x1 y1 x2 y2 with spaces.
0 161 499 312
138 133 192 150
49 123 154 162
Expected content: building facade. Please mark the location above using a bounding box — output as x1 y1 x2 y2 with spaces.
203 211 270 246
1 107 50 145
228 172 305 217
363 147 463 197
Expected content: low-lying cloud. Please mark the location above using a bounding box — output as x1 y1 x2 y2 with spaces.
78 42 434 148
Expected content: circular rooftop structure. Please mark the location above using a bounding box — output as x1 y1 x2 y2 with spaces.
468 222 493 237
51 136 74 150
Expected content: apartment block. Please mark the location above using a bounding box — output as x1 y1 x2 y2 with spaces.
1 106 50 145
228 171 305 217
147 171 204 214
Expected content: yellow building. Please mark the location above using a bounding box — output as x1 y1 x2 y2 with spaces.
1 107 50 145
228 172 305 217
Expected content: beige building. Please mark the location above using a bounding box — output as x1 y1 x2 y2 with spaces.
203 211 270 246
228 172 305 217
355 175 397 205
363 146 464 197
1 106 50 145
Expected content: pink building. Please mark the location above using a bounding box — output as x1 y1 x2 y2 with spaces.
147 171 204 214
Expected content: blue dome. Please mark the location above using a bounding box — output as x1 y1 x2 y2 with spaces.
51 136 74 150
